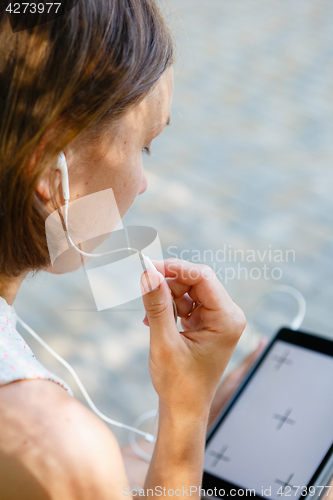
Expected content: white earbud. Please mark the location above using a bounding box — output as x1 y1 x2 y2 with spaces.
57 152 70 202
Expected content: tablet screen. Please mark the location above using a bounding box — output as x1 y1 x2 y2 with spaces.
204 338 333 499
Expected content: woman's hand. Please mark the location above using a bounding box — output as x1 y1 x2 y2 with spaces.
141 258 247 418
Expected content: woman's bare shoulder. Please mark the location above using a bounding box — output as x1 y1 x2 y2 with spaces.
0 379 131 500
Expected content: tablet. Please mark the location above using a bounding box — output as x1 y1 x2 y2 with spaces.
202 328 333 500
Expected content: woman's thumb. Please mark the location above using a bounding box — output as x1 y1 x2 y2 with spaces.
140 258 178 340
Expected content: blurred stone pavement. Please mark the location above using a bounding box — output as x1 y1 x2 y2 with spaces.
15 0 333 445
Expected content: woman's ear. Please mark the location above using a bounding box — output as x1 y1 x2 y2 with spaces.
35 171 55 201
33 156 61 202
28 127 63 202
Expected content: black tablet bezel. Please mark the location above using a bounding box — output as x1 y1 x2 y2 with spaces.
202 327 333 499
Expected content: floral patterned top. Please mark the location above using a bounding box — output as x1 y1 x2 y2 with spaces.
0 295 73 396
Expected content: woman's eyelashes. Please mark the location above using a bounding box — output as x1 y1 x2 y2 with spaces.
142 146 152 157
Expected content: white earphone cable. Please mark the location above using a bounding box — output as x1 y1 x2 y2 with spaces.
272 284 307 331
128 409 159 462
35 154 306 463
63 200 146 260
247 284 307 349
11 164 180 453
15 312 156 443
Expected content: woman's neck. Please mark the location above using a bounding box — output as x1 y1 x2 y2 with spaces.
0 272 28 306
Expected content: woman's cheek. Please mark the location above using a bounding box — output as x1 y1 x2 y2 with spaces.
115 174 142 216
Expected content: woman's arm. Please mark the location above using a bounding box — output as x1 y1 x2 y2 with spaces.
0 258 246 500
122 340 268 490
143 404 210 498
0 379 132 500
138 259 246 498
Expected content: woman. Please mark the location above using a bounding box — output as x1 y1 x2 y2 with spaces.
0 1 252 498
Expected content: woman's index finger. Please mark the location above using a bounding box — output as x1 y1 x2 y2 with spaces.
151 258 232 312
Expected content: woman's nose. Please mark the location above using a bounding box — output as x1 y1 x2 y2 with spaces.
139 170 148 195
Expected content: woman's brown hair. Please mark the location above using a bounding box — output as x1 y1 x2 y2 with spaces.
0 0 173 277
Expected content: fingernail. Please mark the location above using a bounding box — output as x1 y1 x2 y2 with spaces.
142 254 157 272
141 270 164 294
